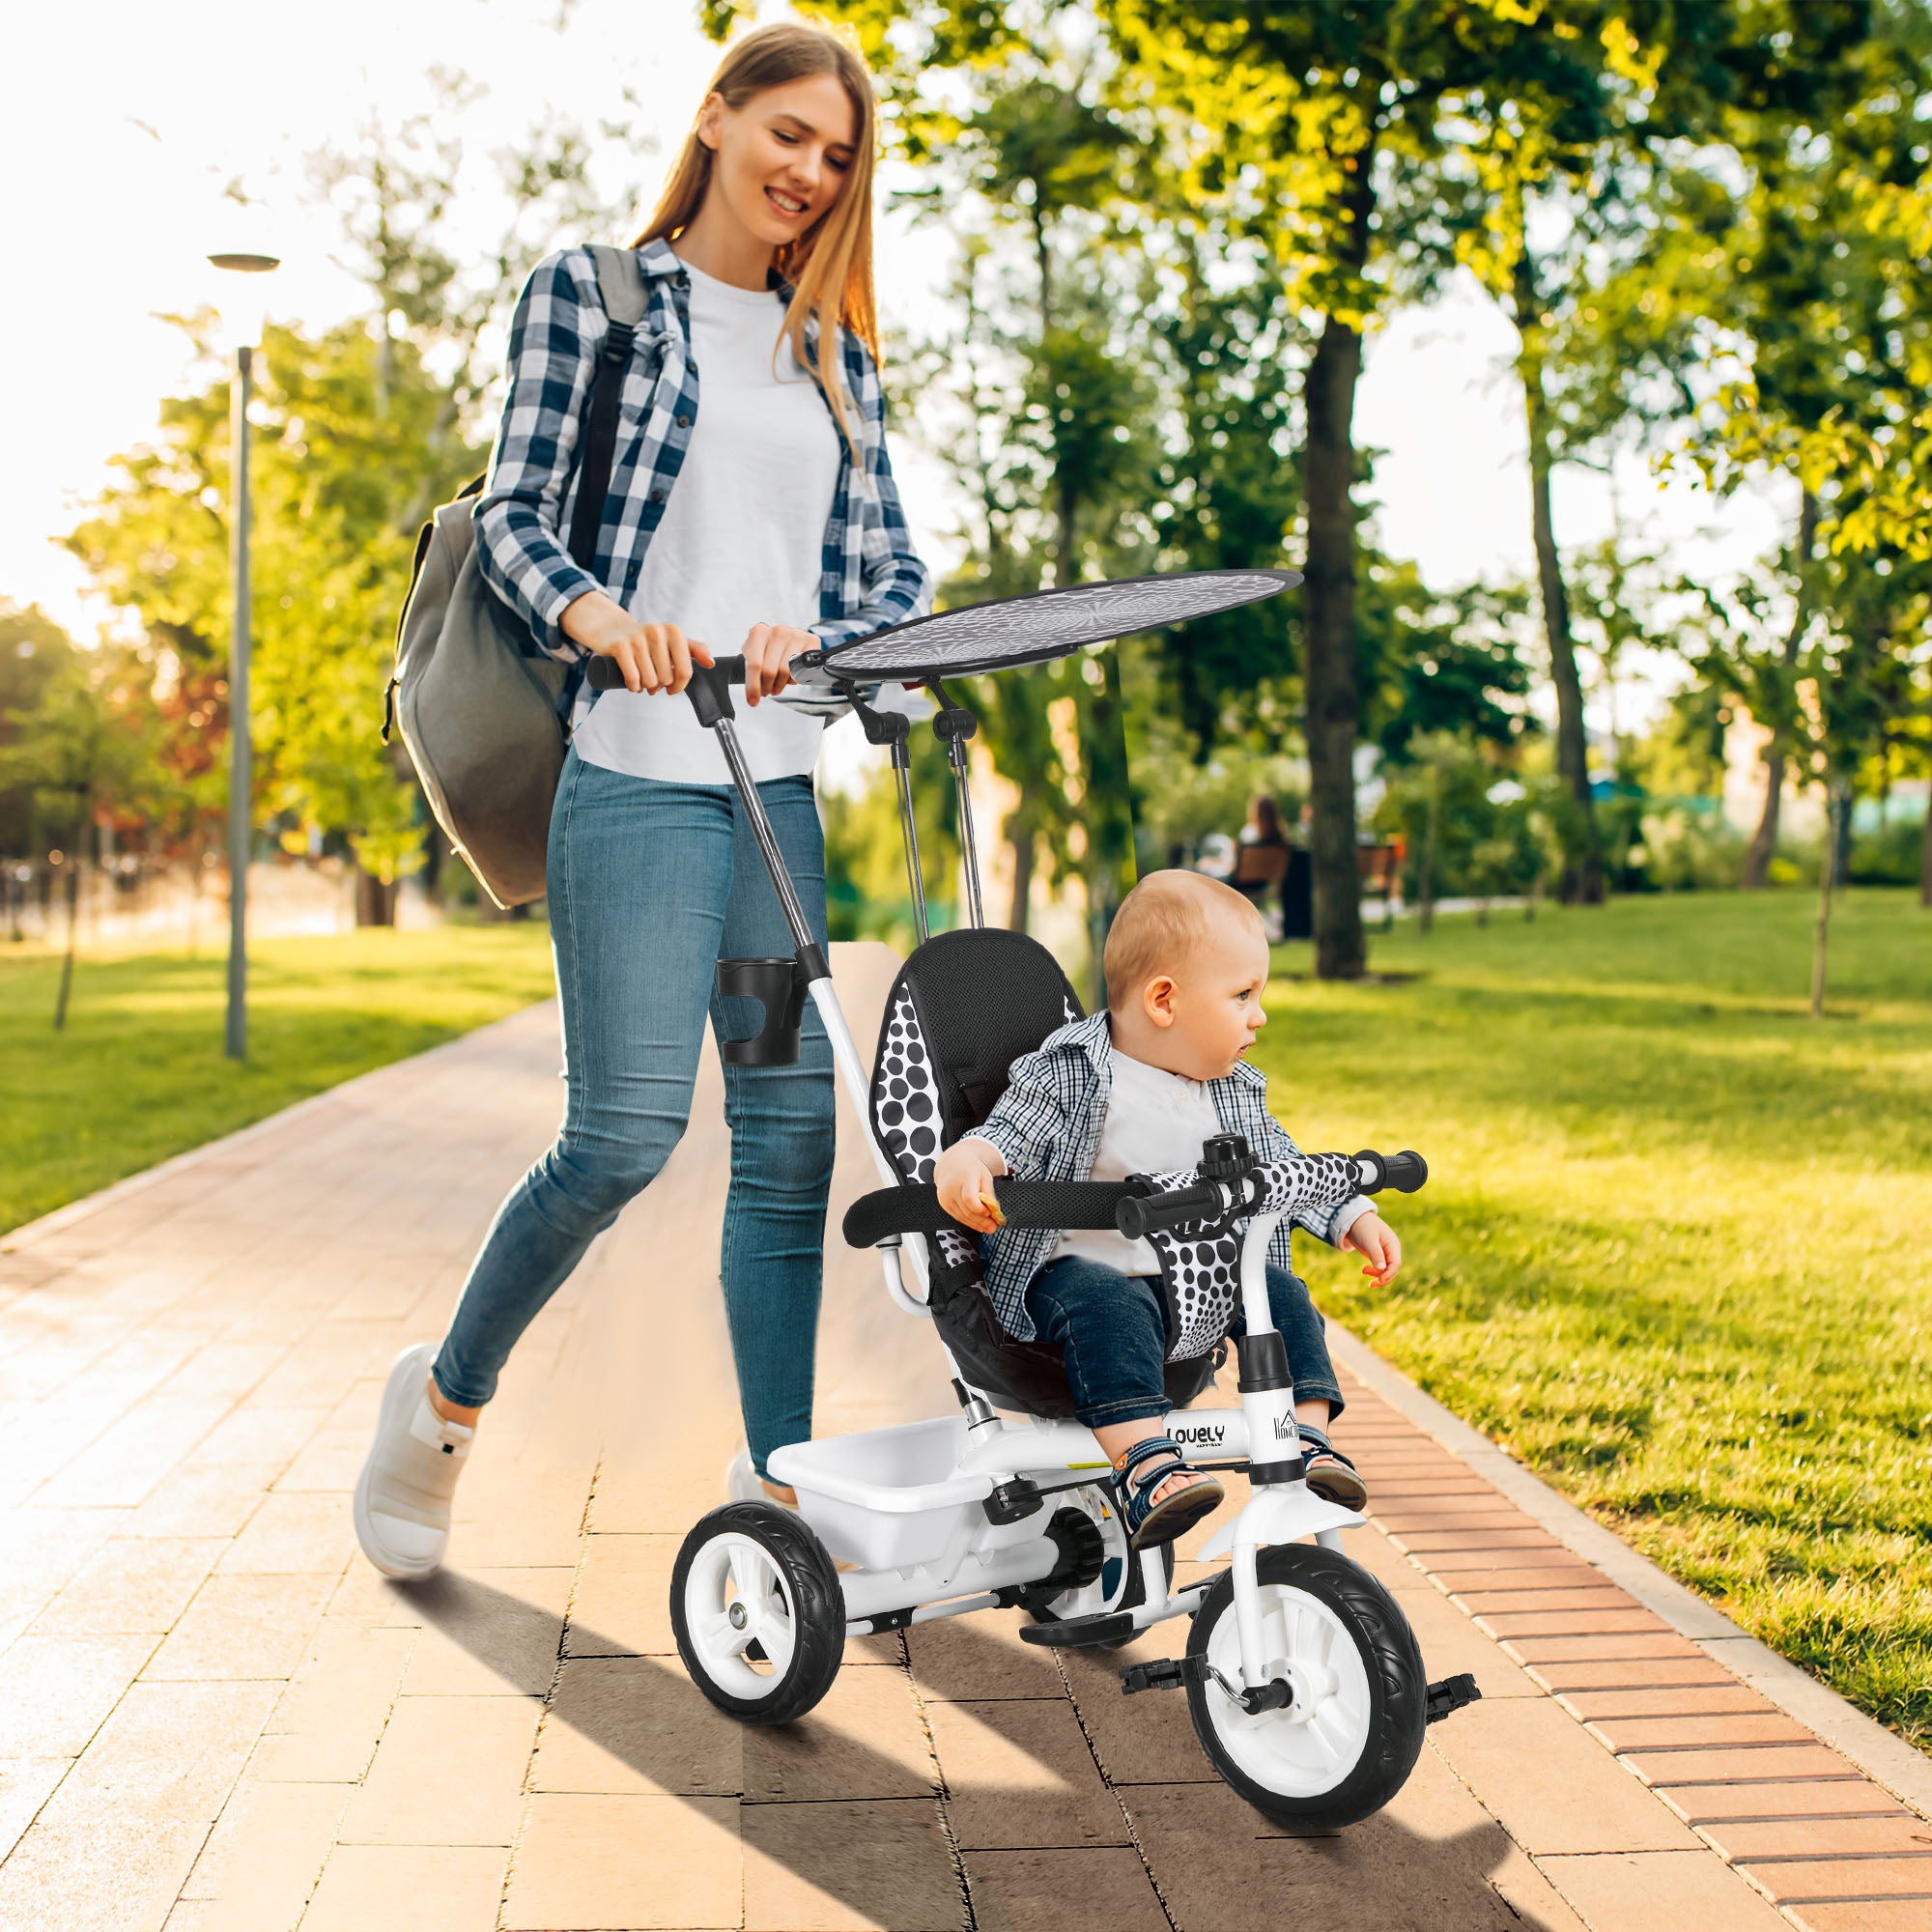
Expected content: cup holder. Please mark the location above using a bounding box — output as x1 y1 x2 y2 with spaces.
716 956 808 1066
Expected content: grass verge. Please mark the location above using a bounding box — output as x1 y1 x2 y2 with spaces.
1255 887 1932 1752
1 924 555 1237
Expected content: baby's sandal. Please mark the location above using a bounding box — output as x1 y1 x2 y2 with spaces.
1113 1435 1225 1550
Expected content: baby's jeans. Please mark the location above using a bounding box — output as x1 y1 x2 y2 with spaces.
1021 1256 1345 1431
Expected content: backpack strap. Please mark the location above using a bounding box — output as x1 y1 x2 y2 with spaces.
566 244 649 571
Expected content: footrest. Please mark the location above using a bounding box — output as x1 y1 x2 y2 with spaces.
1426 1672 1482 1724
1018 1608 1137 1649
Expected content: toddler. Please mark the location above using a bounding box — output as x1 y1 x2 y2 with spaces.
933 870 1402 1549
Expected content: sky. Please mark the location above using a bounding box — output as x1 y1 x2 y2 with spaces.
3 0 1798 745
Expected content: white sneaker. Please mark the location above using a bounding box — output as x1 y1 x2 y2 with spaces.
354 1343 474 1578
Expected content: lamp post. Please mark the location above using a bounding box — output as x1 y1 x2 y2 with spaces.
209 251 278 1061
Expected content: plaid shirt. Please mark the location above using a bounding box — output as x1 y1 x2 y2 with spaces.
475 239 931 663
968 1013 1376 1343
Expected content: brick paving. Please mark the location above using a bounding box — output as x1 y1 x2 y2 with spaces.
0 941 1924 1931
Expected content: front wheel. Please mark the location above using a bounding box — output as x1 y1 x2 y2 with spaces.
1185 1543 1426 1829
670 1502 845 1725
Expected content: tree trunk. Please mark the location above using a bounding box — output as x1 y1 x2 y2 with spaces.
1744 749 1788 889
1526 426 1602 906
1920 778 1931 909
1303 308 1369 980
355 867 399 927
53 795 87 1032
1007 799 1037 934
1743 489 1819 889
1417 774 1438 937
1811 785 1845 1019
1833 793 1855 887
1298 139 1377 983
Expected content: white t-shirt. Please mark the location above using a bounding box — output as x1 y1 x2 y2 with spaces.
1046 1047 1225 1276
570 256 841 785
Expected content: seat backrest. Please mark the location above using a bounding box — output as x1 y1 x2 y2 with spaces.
871 929 1082 1187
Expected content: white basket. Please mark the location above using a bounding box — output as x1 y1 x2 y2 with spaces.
769 1417 990 1571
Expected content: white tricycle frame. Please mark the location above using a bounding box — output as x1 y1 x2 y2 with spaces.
646 653 1473 1828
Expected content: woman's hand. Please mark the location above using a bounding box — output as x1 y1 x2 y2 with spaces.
740 622 817 706
559 591 712 695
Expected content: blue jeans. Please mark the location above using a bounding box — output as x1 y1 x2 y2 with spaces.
1023 1256 1345 1431
434 749 835 1478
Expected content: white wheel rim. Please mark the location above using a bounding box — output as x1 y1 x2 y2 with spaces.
683 1531 799 1701
1200 1579 1373 1797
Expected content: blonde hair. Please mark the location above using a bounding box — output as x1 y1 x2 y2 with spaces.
634 20 879 457
1103 870 1266 1011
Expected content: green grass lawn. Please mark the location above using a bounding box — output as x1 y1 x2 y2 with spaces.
1255 888 1932 1751
0 924 557 1237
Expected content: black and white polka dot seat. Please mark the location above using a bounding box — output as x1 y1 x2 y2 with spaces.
868 929 1080 1291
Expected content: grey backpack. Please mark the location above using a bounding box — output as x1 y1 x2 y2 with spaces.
384 245 647 909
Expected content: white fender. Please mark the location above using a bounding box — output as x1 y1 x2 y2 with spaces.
1195 1485 1364 1563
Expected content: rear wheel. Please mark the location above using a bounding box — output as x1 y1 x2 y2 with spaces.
1185 1543 1425 1829
670 1502 845 1725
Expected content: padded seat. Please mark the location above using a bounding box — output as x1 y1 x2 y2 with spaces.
862 929 1222 1420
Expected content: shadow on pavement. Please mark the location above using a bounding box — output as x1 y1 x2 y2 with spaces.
397 1571 1537 1931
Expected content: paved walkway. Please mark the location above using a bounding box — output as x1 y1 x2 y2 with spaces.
0 943 1925 1932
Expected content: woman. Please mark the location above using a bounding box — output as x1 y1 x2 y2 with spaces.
354 21 929 1578
1225 794 1293 941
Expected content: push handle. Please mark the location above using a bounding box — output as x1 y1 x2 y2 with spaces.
584 654 747 692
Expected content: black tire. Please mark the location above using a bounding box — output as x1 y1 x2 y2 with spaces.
669 1502 845 1726
1184 1544 1426 1829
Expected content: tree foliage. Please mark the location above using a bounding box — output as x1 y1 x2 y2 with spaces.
62 89 630 914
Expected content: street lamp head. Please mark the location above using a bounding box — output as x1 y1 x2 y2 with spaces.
207 252 281 351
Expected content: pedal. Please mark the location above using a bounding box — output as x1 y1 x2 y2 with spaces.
1120 1656 1208 1695
1018 1608 1137 1649
1426 1673 1482 1723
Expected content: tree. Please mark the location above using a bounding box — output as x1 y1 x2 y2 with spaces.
855 33 1163 989
1640 2 1932 888
1357 565 1537 768
66 95 629 922
0 649 160 1027
1106 0 1676 970
0 603 82 863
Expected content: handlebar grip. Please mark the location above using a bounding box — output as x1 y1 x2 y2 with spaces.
585 654 747 693
1351 1150 1428 1194
1115 1182 1227 1241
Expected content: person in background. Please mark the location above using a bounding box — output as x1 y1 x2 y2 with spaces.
1228 794 1292 938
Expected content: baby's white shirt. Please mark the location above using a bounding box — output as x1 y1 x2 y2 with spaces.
1045 1045 1223 1276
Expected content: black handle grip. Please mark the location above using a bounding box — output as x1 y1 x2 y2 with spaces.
1351 1150 1428 1195
585 654 747 692
1115 1182 1228 1241
842 1179 1134 1249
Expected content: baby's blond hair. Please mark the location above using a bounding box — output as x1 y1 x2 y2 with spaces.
1102 870 1265 1012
